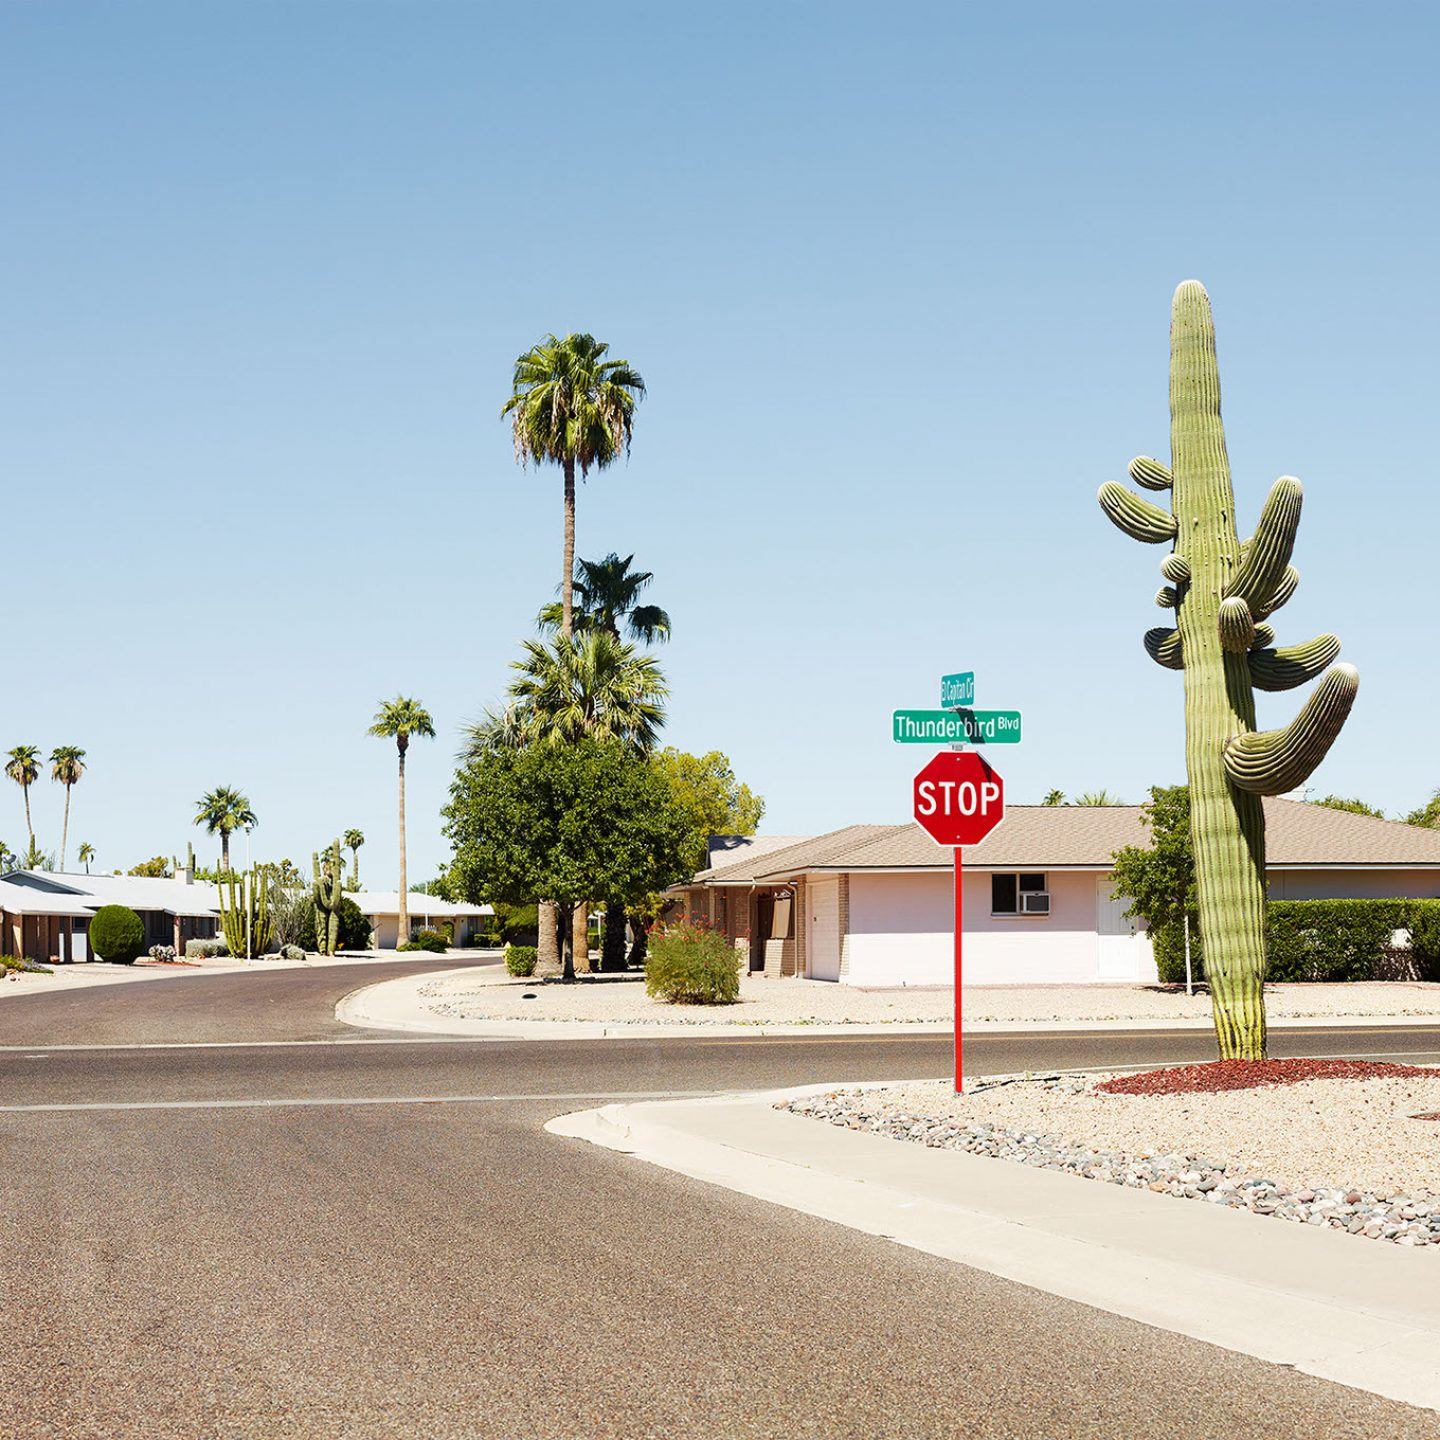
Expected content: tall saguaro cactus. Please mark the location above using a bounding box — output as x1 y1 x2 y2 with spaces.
1099 281 1358 1058
312 840 344 957
218 865 271 960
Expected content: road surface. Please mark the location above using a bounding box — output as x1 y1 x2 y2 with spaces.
3 961 1438 1438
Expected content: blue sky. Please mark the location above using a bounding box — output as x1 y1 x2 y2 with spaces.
2 2 1437 882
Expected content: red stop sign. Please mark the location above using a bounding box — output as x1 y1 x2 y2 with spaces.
913 751 1005 847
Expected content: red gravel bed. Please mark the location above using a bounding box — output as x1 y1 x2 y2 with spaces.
1096 1057 1436 1096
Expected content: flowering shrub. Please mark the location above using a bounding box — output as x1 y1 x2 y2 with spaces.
644 920 740 1005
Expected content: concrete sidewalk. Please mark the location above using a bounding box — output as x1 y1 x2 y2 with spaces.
338 967 1440 1039
548 1087 1440 1412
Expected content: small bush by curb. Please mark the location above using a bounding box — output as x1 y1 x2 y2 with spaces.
644 921 740 1005
505 944 538 977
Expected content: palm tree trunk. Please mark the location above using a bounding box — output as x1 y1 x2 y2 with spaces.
397 745 409 944
561 902 575 982
221 833 230 871
561 456 576 636
22 786 33 850
60 786 71 872
352 847 361 889
572 901 590 974
537 900 560 975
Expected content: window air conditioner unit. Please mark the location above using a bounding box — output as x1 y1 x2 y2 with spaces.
1020 891 1051 915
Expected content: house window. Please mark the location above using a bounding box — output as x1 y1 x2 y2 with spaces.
991 872 1050 916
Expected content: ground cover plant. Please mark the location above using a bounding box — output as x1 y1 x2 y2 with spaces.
88 904 145 964
0 954 50 975
643 919 741 1005
1100 281 1357 1058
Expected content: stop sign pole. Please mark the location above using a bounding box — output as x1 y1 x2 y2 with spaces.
912 751 1006 1092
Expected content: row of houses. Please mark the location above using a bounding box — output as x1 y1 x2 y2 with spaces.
671 799 1440 986
0 866 493 964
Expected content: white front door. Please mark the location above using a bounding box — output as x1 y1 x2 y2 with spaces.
1096 881 1143 981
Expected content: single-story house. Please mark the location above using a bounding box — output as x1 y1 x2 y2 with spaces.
0 869 221 963
671 799 1440 986
351 892 494 950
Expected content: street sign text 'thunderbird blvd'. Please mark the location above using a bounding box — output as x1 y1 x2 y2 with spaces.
892 709 1022 745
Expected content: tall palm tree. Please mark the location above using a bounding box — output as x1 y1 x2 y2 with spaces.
194 786 257 871
344 828 365 889
5 745 41 852
49 746 86 872
502 334 646 637
538 553 671 644
368 697 435 945
500 632 667 753
78 841 95 874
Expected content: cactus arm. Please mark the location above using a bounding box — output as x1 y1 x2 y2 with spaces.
1247 634 1342 692
1223 664 1359 795
1217 596 1255 653
1253 564 1299 620
1249 622 1275 650
1225 476 1302 612
1160 553 1190 585
1129 456 1173 491
1155 585 1177 609
1098 482 1178 544
1144 626 1184 669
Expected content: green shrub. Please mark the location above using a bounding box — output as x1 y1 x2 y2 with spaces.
471 930 503 949
185 937 229 959
89 905 146 964
399 929 448 953
296 896 372 952
505 944 538 977
1150 898 1440 985
491 902 539 946
644 921 740 1005
279 943 305 961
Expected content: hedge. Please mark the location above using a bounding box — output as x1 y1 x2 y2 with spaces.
89 905 146 965
1151 898 1440 984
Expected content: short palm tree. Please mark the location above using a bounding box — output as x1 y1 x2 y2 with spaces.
78 841 95 874
499 632 667 753
502 334 645 637
1075 790 1123 806
49 746 86 872
344 828 365 889
5 745 41 852
368 698 435 944
194 786 257 871
538 553 671 644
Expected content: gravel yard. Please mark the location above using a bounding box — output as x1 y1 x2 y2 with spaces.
782 1066 1440 1247
419 969 1440 1028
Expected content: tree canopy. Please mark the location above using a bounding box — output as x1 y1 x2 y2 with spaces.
1312 794 1385 819
1405 791 1440 829
651 748 765 876
1109 784 1195 945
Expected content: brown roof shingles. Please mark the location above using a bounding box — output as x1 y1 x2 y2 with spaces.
716 800 1440 882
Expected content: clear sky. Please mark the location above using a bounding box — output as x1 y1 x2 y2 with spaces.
2 1 1437 883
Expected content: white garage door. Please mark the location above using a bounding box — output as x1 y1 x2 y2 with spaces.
808 879 841 982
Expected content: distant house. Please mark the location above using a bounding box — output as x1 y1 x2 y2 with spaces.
0 868 221 963
673 800 1440 986
350 892 494 950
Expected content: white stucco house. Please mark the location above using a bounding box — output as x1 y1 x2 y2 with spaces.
352 892 494 950
671 799 1440 986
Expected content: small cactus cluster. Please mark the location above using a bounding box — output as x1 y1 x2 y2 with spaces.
1099 281 1358 1059
217 865 271 959
312 839 344 956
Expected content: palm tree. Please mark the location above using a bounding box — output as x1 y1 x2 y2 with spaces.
49 746 86 872
1075 790 1123 806
539 553 671 644
78 841 95 874
1042 789 1067 807
5 745 41 852
502 334 645 637
194 786 257 871
368 697 435 945
344 828 365 889
499 632 667 754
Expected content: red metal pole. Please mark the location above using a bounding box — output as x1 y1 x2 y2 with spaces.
954 844 963 1093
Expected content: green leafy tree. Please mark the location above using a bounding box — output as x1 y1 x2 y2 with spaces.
343 827 365 889
48 746 86 872
194 786 256 871
1313 794 1385 819
6 745 41 851
1110 786 1197 980
539 553 671 644
1042 789 1066 807
444 739 690 982
502 333 646 637
368 697 435 944
128 856 173 878
652 748 765 876
77 841 95 874
1406 791 1440 829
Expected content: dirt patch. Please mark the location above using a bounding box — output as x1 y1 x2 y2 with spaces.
1096 1058 1435 1096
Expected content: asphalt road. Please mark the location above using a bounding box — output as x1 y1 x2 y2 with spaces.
3 962 1439 1439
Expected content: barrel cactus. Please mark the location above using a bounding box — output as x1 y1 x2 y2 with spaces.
1099 281 1358 1058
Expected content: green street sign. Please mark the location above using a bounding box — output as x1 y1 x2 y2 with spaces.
940 671 975 708
892 709 1023 745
